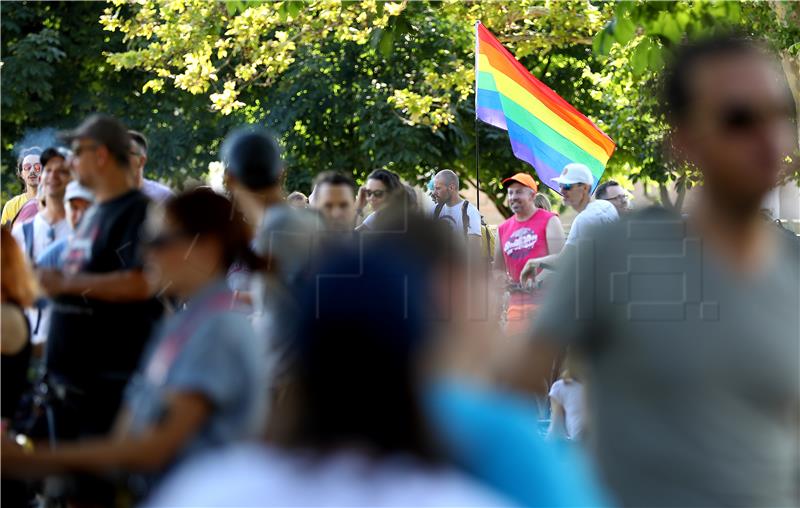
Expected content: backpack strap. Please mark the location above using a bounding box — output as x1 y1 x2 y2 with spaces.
433 202 445 219
461 201 470 238
22 221 35 261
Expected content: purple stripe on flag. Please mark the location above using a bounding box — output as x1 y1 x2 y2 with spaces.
477 106 507 130
509 140 562 192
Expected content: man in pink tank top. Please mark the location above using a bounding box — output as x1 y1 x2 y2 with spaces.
495 173 564 336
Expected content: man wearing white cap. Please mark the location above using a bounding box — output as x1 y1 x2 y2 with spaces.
520 163 618 285
36 181 95 269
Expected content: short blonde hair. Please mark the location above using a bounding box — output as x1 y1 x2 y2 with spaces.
533 192 552 211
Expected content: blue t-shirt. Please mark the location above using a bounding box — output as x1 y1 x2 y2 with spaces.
425 378 612 508
125 280 268 474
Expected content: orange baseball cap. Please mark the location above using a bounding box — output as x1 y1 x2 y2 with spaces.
502 172 538 192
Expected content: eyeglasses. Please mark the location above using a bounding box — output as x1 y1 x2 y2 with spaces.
717 103 794 134
365 190 386 199
22 163 42 173
73 143 99 157
606 194 630 203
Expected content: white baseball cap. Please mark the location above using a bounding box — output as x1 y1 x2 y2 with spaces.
552 163 594 186
64 181 94 203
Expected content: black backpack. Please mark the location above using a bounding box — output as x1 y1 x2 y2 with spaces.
433 201 495 261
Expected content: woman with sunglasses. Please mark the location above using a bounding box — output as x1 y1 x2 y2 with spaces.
1 147 43 227
2 188 268 500
355 168 402 231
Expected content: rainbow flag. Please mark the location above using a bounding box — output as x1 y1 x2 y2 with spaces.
475 22 615 192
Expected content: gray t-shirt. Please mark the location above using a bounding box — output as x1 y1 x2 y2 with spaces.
125 280 267 473
533 207 800 507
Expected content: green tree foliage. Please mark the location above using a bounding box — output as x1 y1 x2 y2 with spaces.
4 1 797 214
1 1 240 203
591 1 800 208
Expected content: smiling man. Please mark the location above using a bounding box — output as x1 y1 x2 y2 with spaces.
495 173 564 334
1 147 43 226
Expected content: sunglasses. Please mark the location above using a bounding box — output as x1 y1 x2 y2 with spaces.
365 190 386 198
560 183 585 192
718 103 794 134
22 163 42 173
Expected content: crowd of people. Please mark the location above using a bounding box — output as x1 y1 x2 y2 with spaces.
1 35 798 508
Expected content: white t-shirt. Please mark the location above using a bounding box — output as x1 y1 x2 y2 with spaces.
146 445 509 507
565 200 618 246
432 200 482 237
549 379 586 440
11 213 71 262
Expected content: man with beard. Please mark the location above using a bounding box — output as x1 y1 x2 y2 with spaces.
2 147 42 226
495 173 564 335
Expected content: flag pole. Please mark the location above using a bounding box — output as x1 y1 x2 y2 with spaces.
474 21 480 211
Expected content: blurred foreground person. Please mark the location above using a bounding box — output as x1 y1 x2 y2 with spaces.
1 227 39 507
150 217 610 507
2 188 267 500
147 240 508 507
1 147 42 226
513 36 800 507
1 227 38 421
223 126 319 290
222 126 320 389
28 115 163 504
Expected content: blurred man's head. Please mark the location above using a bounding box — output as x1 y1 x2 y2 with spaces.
502 173 538 219
312 171 358 232
432 170 459 206
63 114 132 190
221 127 284 222
594 180 631 215
552 163 593 211
63 181 94 230
40 147 73 202
664 36 795 209
129 130 148 189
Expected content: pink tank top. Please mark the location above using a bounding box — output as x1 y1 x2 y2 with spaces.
498 209 556 283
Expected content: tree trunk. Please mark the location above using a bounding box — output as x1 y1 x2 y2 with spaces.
658 182 674 210
770 1 800 182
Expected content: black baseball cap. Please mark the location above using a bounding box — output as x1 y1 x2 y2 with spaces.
221 126 283 190
60 114 132 167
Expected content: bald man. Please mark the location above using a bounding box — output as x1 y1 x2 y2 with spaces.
431 170 482 254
